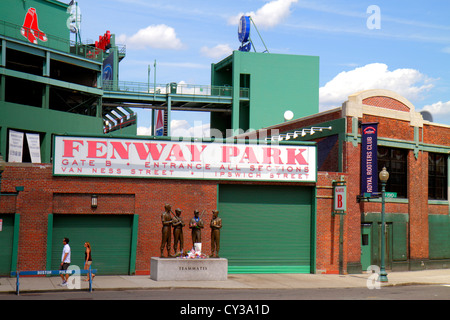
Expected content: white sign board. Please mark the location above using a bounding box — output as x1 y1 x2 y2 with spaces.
8 130 24 162
26 133 41 163
53 136 316 182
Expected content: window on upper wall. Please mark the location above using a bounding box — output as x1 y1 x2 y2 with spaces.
377 146 408 198
428 153 448 201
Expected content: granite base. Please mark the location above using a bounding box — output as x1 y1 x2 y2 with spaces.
150 257 228 281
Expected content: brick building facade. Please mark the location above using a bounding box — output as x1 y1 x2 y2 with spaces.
240 89 450 273
2 89 450 276
0 162 346 275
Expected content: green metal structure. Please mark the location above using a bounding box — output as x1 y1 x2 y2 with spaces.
211 51 319 134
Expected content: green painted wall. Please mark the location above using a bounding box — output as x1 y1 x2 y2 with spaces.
361 212 409 272
0 0 69 52
50 214 135 275
0 214 14 275
0 101 103 162
219 184 313 273
211 51 319 133
429 214 450 259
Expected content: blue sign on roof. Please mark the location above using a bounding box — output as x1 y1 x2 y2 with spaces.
238 16 250 43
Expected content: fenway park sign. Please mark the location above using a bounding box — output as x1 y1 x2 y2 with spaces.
53 136 316 182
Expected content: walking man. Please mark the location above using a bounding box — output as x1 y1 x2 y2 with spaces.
60 237 71 286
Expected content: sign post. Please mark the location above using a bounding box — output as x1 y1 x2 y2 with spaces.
332 180 347 274
333 181 347 215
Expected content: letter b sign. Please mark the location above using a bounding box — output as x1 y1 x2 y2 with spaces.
333 184 347 213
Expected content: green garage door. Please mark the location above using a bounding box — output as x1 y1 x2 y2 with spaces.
51 214 134 275
219 185 313 274
0 214 15 276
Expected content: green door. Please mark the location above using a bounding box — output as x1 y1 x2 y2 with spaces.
219 185 313 273
51 214 133 275
0 214 14 276
361 224 372 271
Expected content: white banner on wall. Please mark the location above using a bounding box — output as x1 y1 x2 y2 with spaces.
8 130 24 162
26 133 41 163
53 136 316 182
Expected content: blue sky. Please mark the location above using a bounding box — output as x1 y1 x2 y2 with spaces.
73 0 450 134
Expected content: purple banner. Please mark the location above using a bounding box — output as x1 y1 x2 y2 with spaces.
361 123 378 195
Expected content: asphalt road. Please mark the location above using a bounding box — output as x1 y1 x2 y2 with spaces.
2 286 448 318
1 284 450 300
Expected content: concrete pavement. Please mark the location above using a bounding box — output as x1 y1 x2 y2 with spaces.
1 269 450 295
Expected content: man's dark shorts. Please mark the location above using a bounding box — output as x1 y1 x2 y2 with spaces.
60 263 70 271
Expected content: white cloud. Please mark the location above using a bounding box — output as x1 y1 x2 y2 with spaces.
171 120 210 138
200 44 233 59
319 63 434 111
422 101 450 115
421 100 450 124
137 126 152 135
228 0 298 29
117 24 183 50
137 120 210 137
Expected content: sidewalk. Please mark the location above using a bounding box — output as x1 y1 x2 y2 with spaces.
1 269 450 294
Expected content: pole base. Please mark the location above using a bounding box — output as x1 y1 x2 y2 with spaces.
378 271 388 282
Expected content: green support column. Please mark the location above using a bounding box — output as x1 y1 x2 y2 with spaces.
0 39 5 102
97 97 102 118
151 109 155 136
43 52 50 77
42 52 50 109
0 126 7 159
41 132 52 163
42 85 49 109
129 214 139 275
46 214 54 271
11 213 20 273
0 39 5 67
231 53 241 135
0 75 4 102
167 95 171 136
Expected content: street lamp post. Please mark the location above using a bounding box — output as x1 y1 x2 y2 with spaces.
378 166 389 282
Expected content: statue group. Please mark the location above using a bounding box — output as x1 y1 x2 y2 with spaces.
160 204 222 258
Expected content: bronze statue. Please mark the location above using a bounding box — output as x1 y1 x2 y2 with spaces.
189 210 204 249
172 208 185 256
160 204 173 258
210 210 222 258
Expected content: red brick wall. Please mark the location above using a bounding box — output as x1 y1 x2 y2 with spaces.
424 124 450 146
0 164 218 274
363 96 410 112
1 163 346 275
316 172 348 274
342 139 362 267
407 150 429 259
363 115 414 141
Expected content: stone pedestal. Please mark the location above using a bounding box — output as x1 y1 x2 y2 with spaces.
150 257 228 281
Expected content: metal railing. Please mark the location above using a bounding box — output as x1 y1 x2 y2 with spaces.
11 268 97 295
103 80 249 98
